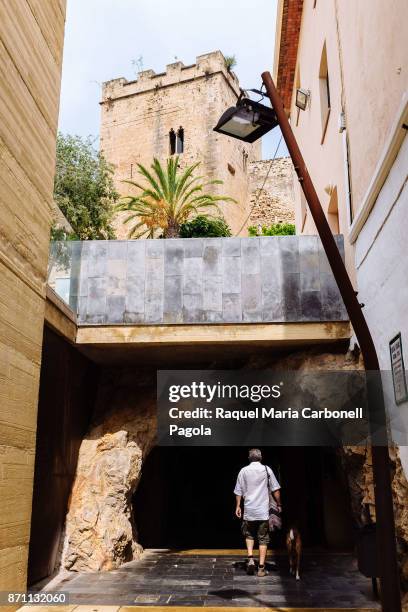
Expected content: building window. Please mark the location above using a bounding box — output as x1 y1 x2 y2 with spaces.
327 186 339 234
169 129 176 155
170 127 184 155
130 163 133 178
319 42 331 143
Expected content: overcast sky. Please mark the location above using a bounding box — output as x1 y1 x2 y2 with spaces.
58 0 287 159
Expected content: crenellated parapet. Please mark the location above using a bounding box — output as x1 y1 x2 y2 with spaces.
101 51 240 103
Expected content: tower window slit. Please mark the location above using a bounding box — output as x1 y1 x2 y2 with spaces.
176 127 184 153
169 129 176 155
169 127 184 155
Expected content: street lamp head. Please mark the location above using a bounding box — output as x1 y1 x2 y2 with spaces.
213 97 278 143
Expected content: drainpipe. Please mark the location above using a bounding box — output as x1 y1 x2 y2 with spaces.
261 71 401 612
334 0 354 226
339 115 354 227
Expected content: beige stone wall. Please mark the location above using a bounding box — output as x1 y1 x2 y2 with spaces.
248 157 295 230
100 51 261 238
0 0 65 596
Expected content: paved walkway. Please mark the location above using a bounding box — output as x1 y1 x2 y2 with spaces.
32 550 379 609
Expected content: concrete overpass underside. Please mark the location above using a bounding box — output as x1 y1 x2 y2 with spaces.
45 286 352 366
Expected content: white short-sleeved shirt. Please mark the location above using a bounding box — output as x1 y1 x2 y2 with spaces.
234 461 280 521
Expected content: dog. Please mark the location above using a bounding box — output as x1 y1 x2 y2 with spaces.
286 526 302 580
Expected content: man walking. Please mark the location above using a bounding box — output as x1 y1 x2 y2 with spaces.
234 449 281 577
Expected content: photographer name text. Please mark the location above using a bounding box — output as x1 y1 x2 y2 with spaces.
167 406 364 438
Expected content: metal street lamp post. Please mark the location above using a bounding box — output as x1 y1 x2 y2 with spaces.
214 72 401 612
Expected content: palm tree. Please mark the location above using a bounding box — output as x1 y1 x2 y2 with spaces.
224 55 237 72
117 157 236 238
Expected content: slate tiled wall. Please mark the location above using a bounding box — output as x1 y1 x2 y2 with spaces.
53 236 348 325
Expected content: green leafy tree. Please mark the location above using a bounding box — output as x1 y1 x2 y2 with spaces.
248 222 296 237
53 133 118 240
118 156 236 238
179 215 231 238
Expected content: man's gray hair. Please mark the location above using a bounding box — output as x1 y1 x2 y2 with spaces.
248 448 262 462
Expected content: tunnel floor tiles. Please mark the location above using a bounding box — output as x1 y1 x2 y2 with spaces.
30 550 380 609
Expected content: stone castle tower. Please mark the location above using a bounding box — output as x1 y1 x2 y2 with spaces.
100 51 261 237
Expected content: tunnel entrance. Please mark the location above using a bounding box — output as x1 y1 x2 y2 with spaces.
133 446 354 551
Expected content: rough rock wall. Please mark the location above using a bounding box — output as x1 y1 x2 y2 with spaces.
391 446 408 588
254 346 408 590
62 370 156 572
342 445 408 596
341 447 408 540
249 157 295 229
